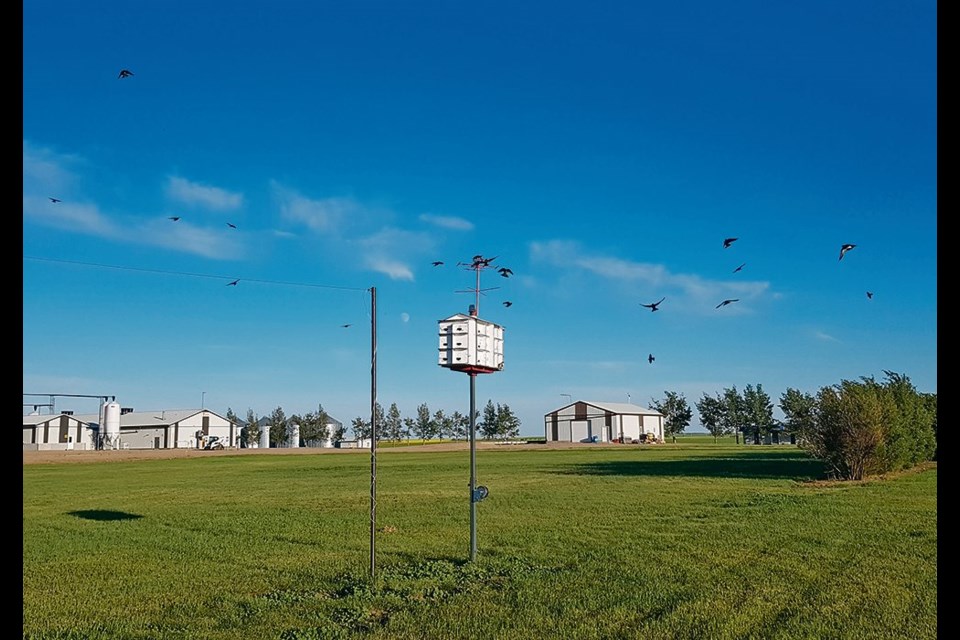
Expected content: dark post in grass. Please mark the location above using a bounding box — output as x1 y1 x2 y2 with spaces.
369 286 377 579
440 260 505 561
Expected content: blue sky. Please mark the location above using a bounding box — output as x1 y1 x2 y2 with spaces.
23 1 936 435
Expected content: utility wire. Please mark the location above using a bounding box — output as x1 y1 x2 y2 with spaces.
24 255 369 292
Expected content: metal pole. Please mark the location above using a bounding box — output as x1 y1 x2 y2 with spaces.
469 372 477 561
474 265 481 316
370 286 377 578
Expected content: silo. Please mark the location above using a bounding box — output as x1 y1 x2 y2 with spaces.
103 401 121 448
260 425 270 449
288 423 301 448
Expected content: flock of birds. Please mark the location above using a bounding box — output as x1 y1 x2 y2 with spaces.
634 237 864 365
428 254 516 310
47 70 870 339
45 70 250 284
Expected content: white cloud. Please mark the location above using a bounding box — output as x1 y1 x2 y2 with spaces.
272 182 364 234
23 195 118 236
529 238 771 312
365 257 414 281
814 331 840 342
140 219 244 260
22 142 243 260
23 141 83 195
419 213 474 231
166 176 243 210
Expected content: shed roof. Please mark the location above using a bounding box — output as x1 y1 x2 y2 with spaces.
67 409 229 427
549 400 663 416
21 413 92 427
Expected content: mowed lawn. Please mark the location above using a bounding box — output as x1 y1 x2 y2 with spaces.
23 440 937 640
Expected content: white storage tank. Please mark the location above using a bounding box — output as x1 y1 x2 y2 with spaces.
288 423 301 448
102 401 121 447
260 425 271 449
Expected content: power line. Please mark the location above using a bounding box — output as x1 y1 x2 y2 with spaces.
23 255 369 292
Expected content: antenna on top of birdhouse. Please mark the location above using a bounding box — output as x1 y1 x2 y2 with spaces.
454 254 501 316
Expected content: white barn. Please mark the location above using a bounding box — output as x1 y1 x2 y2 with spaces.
544 400 664 443
23 408 240 450
23 413 96 450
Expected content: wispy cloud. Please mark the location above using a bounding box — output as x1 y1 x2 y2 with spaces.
272 182 364 234
357 227 436 281
23 195 118 236
22 144 244 260
270 183 443 280
140 219 244 259
165 176 243 210
814 331 840 342
23 141 88 200
419 213 474 231
529 239 771 311
366 257 414 281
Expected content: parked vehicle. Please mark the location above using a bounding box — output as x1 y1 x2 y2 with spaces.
203 435 225 450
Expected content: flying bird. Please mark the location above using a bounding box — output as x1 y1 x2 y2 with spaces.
640 297 665 312
226 279 239 286
118 69 134 79
723 237 738 249
341 324 352 328
733 263 746 273
226 222 237 229
648 354 655 364
839 244 856 261
432 261 444 266
168 216 181 222
715 298 739 309
866 291 874 299
503 301 513 307
48 197 61 203
471 255 498 267
498 267 513 277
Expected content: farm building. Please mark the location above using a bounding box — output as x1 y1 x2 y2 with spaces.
22 405 239 451
544 400 664 443
22 412 93 450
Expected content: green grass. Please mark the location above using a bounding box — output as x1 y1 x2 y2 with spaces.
23 442 937 639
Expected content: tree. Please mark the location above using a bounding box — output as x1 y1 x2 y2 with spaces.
298 404 331 447
412 403 435 441
696 393 728 443
779 388 817 445
450 411 468 440
496 403 521 439
383 403 404 442
921 392 937 460
331 420 347 444
872 371 936 471
434 409 453 442
244 408 261 448
402 417 416 441
373 402 386 441
792 372 936 481
479 400 498 439
649 391 692 443
812 379 892 480
226 407 240 445
268 406 288 448
742 384 775 441
352 416 370 441
721 386 746 444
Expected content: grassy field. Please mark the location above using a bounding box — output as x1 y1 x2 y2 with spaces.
22 441 937 639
